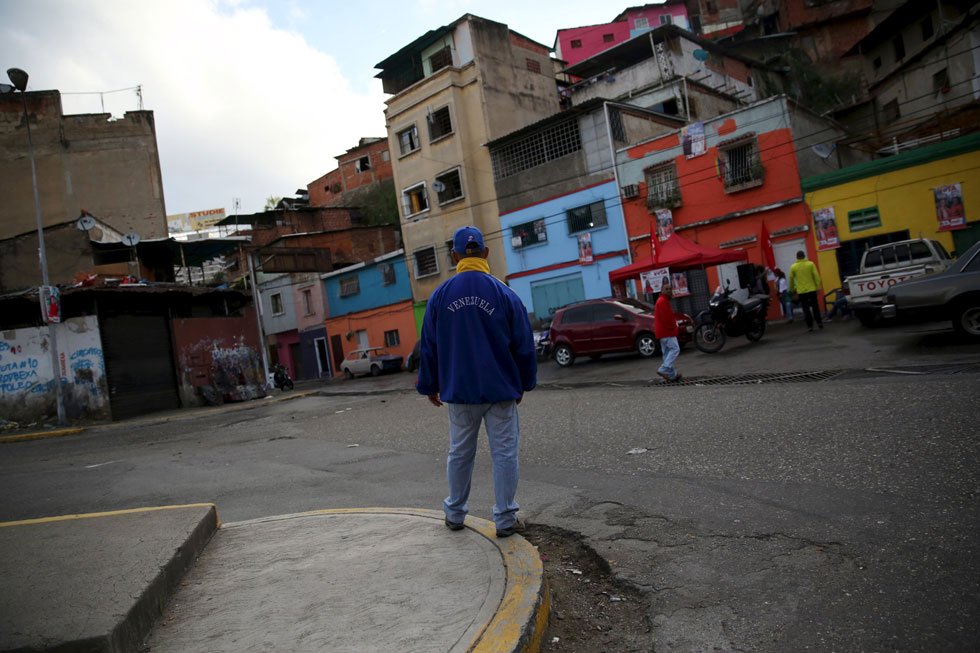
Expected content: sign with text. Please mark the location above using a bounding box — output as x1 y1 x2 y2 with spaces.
671 272 690 297
640 267 670 294
812 207 840 250
934 183 966 231
682 122 706 158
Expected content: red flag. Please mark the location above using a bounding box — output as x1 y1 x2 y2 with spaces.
761 222 775 270
650 224 659 266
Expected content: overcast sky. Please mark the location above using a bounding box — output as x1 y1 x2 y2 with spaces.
1 0 618 217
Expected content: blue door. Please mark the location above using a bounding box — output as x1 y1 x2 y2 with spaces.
531 273 586 321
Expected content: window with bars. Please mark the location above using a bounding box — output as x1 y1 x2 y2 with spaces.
645 162 681 209
413 246 439 278
566 201 607 234
491 119 582 180
511 218 547 249
526 58 541 74
428 46 453 72
402 183 429 218
428 106 453 142
435 168 464 204
848 207 881 231
397 125 419 156
384 329 400 347
379 262 395 286
635 17 649 28
721 138 764 192
339 276 360 297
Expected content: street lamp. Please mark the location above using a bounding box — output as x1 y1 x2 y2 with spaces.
7 67 66 425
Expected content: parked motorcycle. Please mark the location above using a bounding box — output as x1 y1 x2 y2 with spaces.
693 285 770 353
271 363 294 391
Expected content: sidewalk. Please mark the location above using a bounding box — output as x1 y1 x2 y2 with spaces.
0 506 548 653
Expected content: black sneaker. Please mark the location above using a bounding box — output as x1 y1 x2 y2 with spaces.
495 517 526 538
445 517 464 531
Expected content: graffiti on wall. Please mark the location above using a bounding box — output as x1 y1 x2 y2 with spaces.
0 341 47 395
69 347 106 397
210 342 266 401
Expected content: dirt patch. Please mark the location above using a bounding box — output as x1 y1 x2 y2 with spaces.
524 524 652 652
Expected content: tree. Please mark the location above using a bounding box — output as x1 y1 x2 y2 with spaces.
264 196 282 210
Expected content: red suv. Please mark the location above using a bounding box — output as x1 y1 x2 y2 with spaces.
549 297 694 367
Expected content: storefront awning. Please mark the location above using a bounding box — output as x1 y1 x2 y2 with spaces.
608 234 747 282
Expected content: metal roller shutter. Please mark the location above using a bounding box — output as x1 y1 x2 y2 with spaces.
101 315 180 420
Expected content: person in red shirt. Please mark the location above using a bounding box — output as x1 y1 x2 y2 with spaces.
654 283 682 382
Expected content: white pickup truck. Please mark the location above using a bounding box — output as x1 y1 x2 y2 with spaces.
844 238 954 326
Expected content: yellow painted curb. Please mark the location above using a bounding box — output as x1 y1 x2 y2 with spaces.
0 503 220 528
0 427 85 444
222 507 548 652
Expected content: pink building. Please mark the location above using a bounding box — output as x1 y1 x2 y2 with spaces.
555 2 690 67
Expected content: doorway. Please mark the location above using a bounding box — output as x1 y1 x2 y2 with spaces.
355 330 369 350
330 334 344 376
314 337 330 377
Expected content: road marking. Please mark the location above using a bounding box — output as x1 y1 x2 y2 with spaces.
0 503 219 528
84 460 122 469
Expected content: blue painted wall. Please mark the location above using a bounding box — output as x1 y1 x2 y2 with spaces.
324 253 413 317
498 181 630 321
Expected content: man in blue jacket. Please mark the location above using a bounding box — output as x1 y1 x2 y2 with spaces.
417 226 537 538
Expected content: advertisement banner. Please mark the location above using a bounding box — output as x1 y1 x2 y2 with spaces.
640 267 670 294
671 272 690 297
682 121 706 158
189 208 226 231
40 285 61 323
578 231 594 264
812 207 840 250
655 208 675 242
934 183 966 231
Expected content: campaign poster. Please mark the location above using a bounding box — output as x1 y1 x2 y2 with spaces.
812 207 840 250
934 183 966 231
682 122 706 159
40 285 61 324
655 208 674 242
671 272 690 297
578 231 594 264
640 267 670 294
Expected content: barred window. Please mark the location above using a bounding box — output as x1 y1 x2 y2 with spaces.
646 162 681 208
428 46 453 72
428 106 453 142
721 138 764 191
511 218 547 249
398 125 419 156
491 119 582 180
435 168 464 204
413 246 439 278
402 182 429 218
339 276 360 297
379 262 395 286
566 201 607 234
384 329 400 347
526 58 541 74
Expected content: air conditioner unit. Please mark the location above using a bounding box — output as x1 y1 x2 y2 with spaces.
621 184 639 199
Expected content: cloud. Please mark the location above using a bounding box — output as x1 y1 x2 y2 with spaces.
0 0 387 215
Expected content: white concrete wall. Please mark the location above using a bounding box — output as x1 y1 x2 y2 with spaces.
0 315 108 424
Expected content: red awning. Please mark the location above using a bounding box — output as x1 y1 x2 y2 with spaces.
608 233 747 282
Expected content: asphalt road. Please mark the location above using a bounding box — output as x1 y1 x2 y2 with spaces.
1 319 978 651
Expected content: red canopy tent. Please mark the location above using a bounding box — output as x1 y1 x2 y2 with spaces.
608 233 747 282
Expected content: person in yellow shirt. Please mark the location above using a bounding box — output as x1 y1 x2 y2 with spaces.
789 250 823 331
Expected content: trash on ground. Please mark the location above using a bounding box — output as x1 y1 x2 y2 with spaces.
627 447 648 455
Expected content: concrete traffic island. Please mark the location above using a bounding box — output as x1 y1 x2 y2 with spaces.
0 504 219 652
144 508 547 652
0 506 547 652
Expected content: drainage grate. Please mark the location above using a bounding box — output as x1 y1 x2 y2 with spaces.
675 370 846 386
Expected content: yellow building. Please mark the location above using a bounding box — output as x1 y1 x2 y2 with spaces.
375 15 562 312
802 133 980 292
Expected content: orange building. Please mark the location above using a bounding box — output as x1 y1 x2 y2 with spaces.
613 95 868 318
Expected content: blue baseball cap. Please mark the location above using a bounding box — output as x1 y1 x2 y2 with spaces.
452 226 485 254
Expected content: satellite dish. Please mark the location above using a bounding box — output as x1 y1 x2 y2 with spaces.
432 180 446 193
693 49 709 62
121 233 141 247
811 143 834 159
77 215 96 231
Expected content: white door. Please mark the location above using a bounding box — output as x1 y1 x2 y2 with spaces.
773 237 806 279
716 262 749 303
355 329 369 350
773 237 806 319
